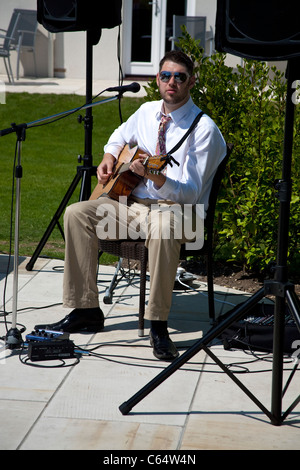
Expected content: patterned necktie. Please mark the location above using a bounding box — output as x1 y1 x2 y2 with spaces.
156 114 171 156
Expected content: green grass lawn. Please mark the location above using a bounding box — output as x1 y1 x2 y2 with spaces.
0 93 144 262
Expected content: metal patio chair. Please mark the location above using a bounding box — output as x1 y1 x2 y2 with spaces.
0 10 21 83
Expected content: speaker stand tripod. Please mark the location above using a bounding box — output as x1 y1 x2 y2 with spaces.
119 58 300 426
26 29 118 271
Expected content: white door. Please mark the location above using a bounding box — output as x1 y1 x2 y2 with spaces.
123 0 186 77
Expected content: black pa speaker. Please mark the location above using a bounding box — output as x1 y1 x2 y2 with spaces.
37 0 122 33
215 0 300 61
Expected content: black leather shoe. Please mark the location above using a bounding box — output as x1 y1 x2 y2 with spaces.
150 330 179 361
35 307 104 333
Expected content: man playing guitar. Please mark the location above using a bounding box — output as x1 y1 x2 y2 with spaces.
36 50 226 361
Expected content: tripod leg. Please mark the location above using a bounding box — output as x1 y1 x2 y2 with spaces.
79 166 97 201
202 344 273 421
281 287 300 420
119 287 265 415
271 296 286 425
103 258 123 304
26 171 82 271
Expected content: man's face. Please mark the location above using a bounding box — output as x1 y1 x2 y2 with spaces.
156 60 195 111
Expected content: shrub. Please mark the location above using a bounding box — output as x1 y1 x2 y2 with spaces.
145 30 300 274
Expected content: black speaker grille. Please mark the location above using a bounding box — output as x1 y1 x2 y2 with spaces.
216 0 300 60
227 0 300 44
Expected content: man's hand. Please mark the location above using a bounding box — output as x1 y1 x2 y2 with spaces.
129 154 148 177
97 153 115 184
130 153 166 189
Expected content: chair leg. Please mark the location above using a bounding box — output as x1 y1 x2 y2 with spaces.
206 252 215 324
3 59 10 83
4 57 14 84
138 249 148 337
16 48 20 80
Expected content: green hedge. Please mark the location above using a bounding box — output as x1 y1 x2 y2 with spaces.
145 30 300 274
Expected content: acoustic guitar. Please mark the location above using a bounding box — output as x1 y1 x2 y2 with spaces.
89 144 178 200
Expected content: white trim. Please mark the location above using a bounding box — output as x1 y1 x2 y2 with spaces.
122 0 133 75
122 0 167 76
159 0 167 60
186 0 197 16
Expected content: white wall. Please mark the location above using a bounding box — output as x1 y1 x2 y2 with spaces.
194 0 216 30
61 28 121 80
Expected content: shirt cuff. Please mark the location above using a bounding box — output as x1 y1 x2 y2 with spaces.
154 177 177 198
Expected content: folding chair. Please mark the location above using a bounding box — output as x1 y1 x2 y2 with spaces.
0 10 21 83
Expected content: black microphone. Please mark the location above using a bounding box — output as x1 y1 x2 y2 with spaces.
106 82 141 94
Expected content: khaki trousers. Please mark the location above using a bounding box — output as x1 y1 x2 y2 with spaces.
63 196 201 322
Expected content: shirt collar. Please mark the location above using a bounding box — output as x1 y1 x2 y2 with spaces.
156 97 194 124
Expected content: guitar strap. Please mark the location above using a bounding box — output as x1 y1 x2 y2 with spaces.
167 111 204 156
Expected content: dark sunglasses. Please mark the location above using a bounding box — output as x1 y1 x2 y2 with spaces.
159 71 189 83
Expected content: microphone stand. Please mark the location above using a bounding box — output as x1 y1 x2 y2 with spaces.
1 96 119 349
4 124 26 348
1 70 139 349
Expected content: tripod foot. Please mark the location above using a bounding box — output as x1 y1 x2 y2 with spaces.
119 401 132 415
5 327 23 349
26 260 34 271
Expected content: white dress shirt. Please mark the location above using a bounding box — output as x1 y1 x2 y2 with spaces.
104 97 226 213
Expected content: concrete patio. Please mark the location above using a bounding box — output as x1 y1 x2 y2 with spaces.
0 253 299 451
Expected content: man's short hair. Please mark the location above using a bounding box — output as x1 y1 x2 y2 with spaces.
159 51 194 76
